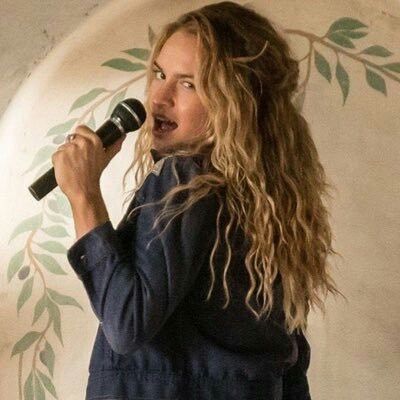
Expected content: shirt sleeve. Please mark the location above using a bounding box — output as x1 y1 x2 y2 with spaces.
67 156 220 355
282 331 312 399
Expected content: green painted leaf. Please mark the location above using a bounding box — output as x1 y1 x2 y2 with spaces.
11 331 41 357
360 45 393 57
41 225 69 238
34 162 53 180
48 199 60 214
382 62 400 73
47 298 63 346
52 134 65 145
7 249 25 282
148 25 156 46
37 369 58 398
365 68 386 95
123 48 150 61
101 58 147 72
46 119 78 137
36 241 67 254
327 17 368 34
24 371 34 400
69 88 107 113
338 30 367 39
40 340 55 377
335 61 350 105
18 265 30 280
314 50 332 82
24 145 55 174
48 288 83 311
34 253 67 275
45 212 65 224
33 293 47 325
9 213 43 243
105 89 127 119
54 192 72 218
86 114 96 130
327 32 355 48
34 373 46 400
17 276 34 314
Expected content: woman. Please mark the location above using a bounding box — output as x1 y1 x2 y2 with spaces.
53 1 340 399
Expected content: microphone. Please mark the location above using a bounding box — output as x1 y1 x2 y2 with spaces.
28 98 146 201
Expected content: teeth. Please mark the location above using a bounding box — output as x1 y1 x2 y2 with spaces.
154 115 177 132
156 116 173 123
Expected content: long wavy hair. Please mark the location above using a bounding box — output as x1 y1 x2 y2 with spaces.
123 1 342 334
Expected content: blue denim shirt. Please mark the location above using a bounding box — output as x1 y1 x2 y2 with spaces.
67 149 311 400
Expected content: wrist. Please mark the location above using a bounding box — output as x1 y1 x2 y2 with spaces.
70 192 109 240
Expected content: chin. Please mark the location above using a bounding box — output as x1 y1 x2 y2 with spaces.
151 140 176 154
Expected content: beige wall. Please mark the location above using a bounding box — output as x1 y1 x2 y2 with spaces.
1 0 399 399
0 0 111 119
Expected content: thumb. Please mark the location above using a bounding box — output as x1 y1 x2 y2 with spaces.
104 134 127 164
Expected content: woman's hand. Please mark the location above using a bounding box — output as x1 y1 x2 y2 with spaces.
52 124 126 203
52 125 126 240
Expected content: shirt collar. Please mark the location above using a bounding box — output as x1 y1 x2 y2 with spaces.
150 148 164 163
150 148 206 167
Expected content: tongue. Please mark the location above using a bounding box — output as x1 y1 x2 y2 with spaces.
161 121 178 131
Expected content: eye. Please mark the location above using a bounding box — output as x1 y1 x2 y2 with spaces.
182 81 195 90
152 69 165 80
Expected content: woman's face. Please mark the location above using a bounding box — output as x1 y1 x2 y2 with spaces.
148 30 208 152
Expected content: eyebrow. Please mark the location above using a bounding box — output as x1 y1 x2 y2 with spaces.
153 61 194 79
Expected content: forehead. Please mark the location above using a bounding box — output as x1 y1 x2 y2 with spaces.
156 30 200 73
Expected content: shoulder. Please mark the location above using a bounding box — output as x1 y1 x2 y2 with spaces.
160 154 203 174
135 155 205 204
152 154 203 184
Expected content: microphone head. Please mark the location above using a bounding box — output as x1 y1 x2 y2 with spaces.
111 98 146 132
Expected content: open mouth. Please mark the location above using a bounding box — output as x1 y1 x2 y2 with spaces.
153 115 178 134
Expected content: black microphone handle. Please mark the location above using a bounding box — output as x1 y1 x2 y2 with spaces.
28 119 124 201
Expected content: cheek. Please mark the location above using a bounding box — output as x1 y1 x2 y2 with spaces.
195 107 208 131
182 101 207 131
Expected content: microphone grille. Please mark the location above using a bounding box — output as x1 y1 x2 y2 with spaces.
112 98 146 132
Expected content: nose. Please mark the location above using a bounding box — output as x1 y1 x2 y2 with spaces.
151 81 175 109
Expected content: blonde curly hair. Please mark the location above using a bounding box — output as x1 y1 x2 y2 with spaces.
123 1 342 334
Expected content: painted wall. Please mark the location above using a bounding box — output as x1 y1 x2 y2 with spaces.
1 0 399 399
0 0 111 118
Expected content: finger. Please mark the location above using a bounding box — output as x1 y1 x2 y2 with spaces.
74 124 95 136
65 133 75 143
72 125 102 148
52 142 75 164
55 142 76 153
65 130 99 154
